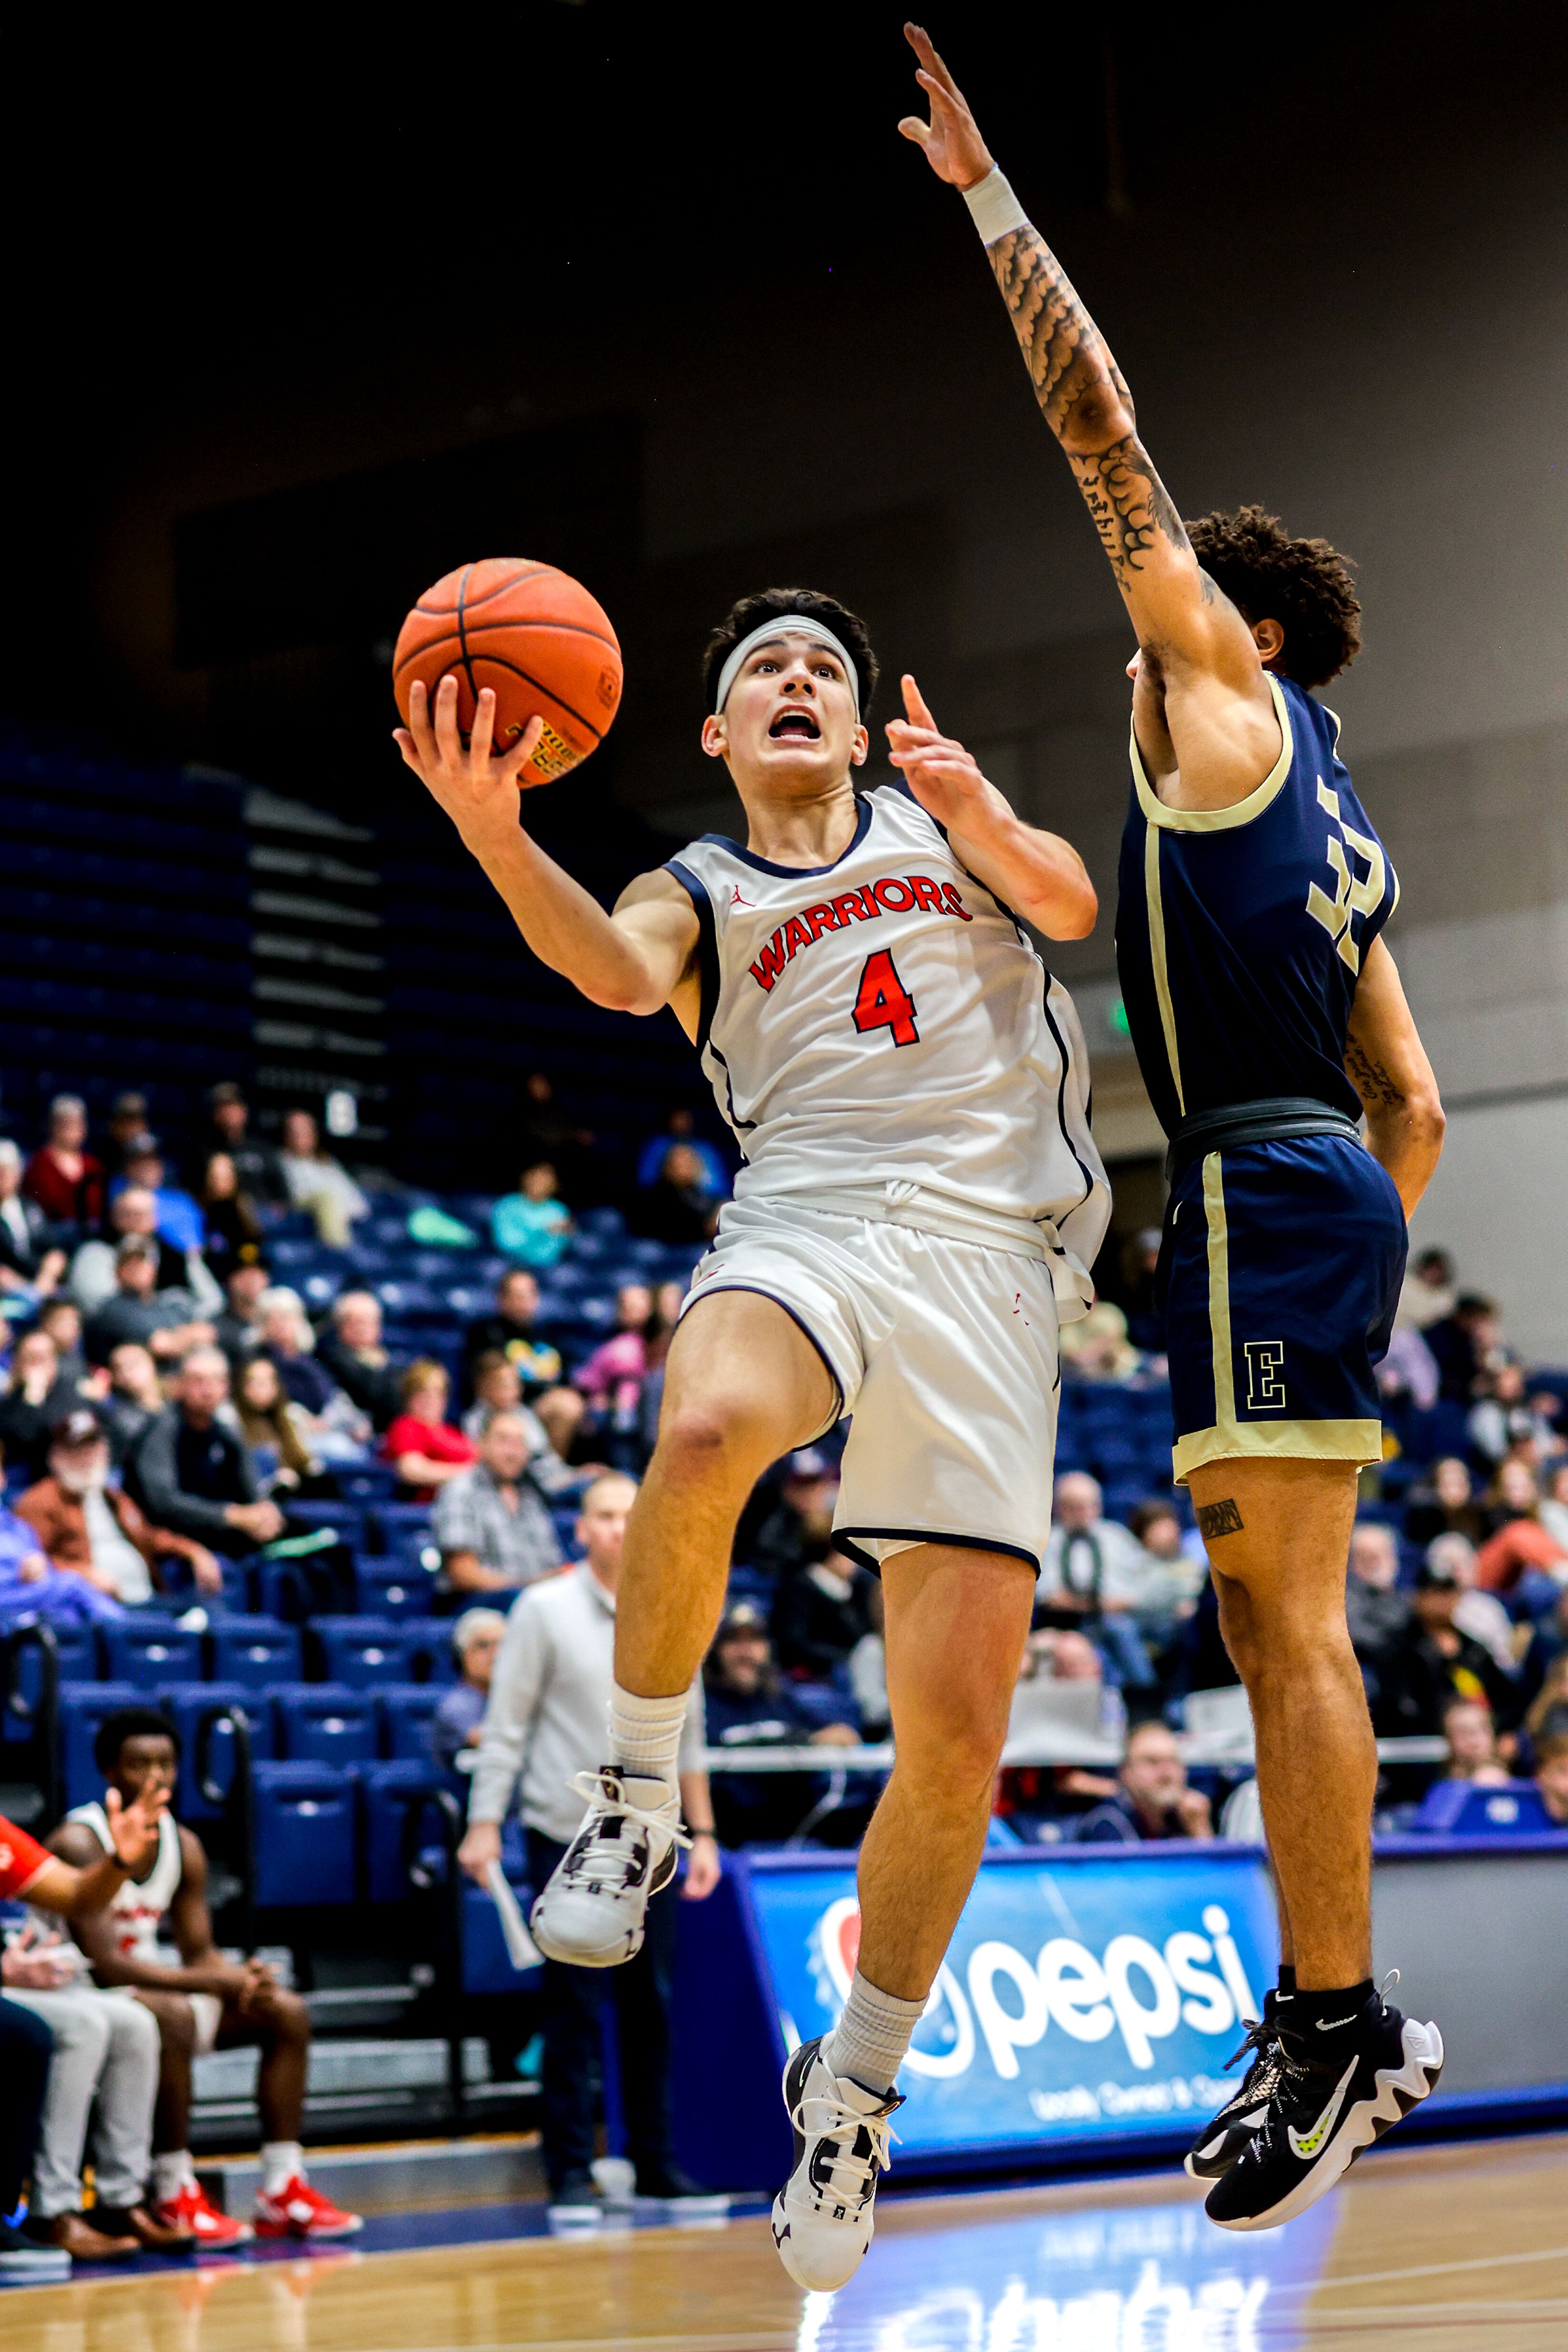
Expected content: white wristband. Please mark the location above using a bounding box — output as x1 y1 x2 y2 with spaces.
962 165 1029 246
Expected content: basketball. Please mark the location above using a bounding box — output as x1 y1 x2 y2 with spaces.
392 558 623 784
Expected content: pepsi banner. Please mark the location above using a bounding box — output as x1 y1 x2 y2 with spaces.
744 1847 1279 2163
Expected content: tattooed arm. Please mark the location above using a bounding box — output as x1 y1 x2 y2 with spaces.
898 25 1281 804
1343 937 1445 1216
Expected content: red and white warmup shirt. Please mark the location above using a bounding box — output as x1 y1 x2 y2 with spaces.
0 1814 51 1900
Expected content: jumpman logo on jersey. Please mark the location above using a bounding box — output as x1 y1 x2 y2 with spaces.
730 883 754 909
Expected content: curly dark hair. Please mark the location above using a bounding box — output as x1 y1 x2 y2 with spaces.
701 587 879 719
94 1706 181 1774
1185 504 1362 690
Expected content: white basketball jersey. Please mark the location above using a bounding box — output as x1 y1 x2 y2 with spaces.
667 783 1109 1267
68 1802 183 1964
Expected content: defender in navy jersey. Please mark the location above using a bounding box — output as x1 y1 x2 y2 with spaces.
907 24 1446 2232
396 573 1105 2292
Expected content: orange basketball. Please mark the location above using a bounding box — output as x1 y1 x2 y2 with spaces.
392 558 623 785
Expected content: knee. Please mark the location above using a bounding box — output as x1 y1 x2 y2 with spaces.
895 1684 1010 1800
139 1992 196 2058
117 1996 163 2067
267 1991 310 2047
655 1398 760 1485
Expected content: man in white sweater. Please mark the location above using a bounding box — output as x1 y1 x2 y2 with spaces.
458 1473 720 2207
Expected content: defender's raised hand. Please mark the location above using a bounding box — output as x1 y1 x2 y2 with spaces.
897 22 993 189
394 676 548 851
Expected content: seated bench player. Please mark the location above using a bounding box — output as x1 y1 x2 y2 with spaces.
47 1706 361 2245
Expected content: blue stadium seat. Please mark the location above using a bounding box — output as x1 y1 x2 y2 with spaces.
1410 1779 1556 1836
209 1617 302 1690
339 1464 401 1506
58 1682 141 1809
98 1620 204 1686
355 1559 435 1620
399 1623 459 1685
1 1620 95 1743
269 1682 379 1766
373 1503 436 1554
282 1502 367 1550
155 1683 272 1819
379 1683 443 1762
461 1877 542 1993
310 1617 413 1687
579 1206 627 1240
361 1759 449 1902
788 1680 862 1735
249 1762 358 1907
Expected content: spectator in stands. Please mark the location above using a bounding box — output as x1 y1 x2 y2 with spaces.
100 1343 166 1470
197 1153 263 1283
1073 1720 1212 1842
36 1299 90 1392
517 1069 594 1196
70 1185 213 1314
635 1106 728 1198
213 1256 270 1374
0 1330 75 1486
84 1238 215 1368
748 1448 841 1585
1425 1291 1501 1403
1128 1498 1205 1625
1425 1531 1519 1677
703 1601 860 1846
1531 1709 1568 1824
1468 1360 1559 1471
381 1360 476 1499
573 1282 654 1469
51 1708 361 2245
18 1405 220 1603
256 1287 339 1416
1344 1521 1412 1657
848 1578 890 1740
205 1084 289 1207
1537 1460 1568 1555
1404 1456 1488 1548
431 1409 566 1602
0 1138 65 1297
1118 1227 1164 1352
1376 1555 1519 1737
465 1269 565 1403
278 1107 368 1248
233 1356 317 1494
1475 1460 1568 1617
316 1291 402 1432
100 1093 152 1182
128 1347 283 1554
633 1142 717 1246
996 1627 1120 1836
492 1160 572 1270
430 1608 508 1771
0 1777 184 2270
1037 1473 1157 1688
633 1281 686 1462
1397 1245 1457 1332
459 1473 717 2207
113 1140 205 1258
771 1543 874 1681
1519 1647 1568 1765
1439 1695 1510 1785
23 1095 104 1234
1058 1298 1140 1383
462 1348 523 1440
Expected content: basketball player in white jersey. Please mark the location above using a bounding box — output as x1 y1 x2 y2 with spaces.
396 588 1109 2288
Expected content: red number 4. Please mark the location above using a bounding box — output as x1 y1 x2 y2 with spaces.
852 949 920 1047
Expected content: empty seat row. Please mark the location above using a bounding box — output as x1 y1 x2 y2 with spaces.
3 1615 457 1711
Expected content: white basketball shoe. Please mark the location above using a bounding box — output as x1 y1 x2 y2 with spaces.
771 2038 903 2292
529 1766 689 1968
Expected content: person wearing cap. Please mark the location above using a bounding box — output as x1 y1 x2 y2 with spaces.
17 1407 223 1604
205 1085 289 1207
1373 1553 1520 1740
83 1238 216 1369
0 1137 66 1298
746 1448 842 1586
430 1608 508 1773
703 1602 860 1847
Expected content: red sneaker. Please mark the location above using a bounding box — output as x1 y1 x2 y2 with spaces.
155 2180 254 2246
253 2176 363 2240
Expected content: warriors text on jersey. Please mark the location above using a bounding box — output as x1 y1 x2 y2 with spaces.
665 781 1107 1263
1114 673 1398 1138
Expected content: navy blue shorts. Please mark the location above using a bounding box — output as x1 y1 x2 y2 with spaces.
1157 1133 1407 1486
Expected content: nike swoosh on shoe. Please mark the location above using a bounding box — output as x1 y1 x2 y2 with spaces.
1287 2056 1357 2160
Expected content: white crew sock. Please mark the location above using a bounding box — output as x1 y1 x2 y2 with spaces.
151 2151 196 2205
608 1684 688 1802
822 1971 926 2096
261 2141 305 2195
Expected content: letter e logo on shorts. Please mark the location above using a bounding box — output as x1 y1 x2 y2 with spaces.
1243 1340 1286 1411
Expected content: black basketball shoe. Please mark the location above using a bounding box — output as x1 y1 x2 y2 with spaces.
1205 1976 1442 2231
1183 1990 1288 2181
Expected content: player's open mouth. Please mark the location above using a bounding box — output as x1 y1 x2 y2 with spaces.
769 711 821 739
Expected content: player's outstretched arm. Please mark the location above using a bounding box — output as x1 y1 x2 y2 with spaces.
395 677 701 1034
1344 937 1445 1218
898 26 1261 697
887 677 1096 940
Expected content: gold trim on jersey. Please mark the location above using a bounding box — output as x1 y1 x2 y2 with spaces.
1129 673 1294 833
1169 1151 1382 1485
1144 821 1184 1114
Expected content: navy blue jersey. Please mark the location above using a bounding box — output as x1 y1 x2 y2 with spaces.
1114 675 1398 1137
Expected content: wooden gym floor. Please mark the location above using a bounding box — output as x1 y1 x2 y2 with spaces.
2 2131 1564 2350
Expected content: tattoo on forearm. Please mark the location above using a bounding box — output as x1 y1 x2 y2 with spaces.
989 227 1191 588
1345 1037 1406 1111
1196 1497 1244 1541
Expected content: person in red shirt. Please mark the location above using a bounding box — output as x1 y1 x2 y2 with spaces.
380 1359 476 1501
21 1096 105 1234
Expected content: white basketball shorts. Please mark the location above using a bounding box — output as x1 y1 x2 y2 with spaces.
681 1194 1062 1571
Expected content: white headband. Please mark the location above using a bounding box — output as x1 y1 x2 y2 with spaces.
713 617 860 717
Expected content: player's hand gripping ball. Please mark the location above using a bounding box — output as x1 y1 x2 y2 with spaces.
392 559 623 786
